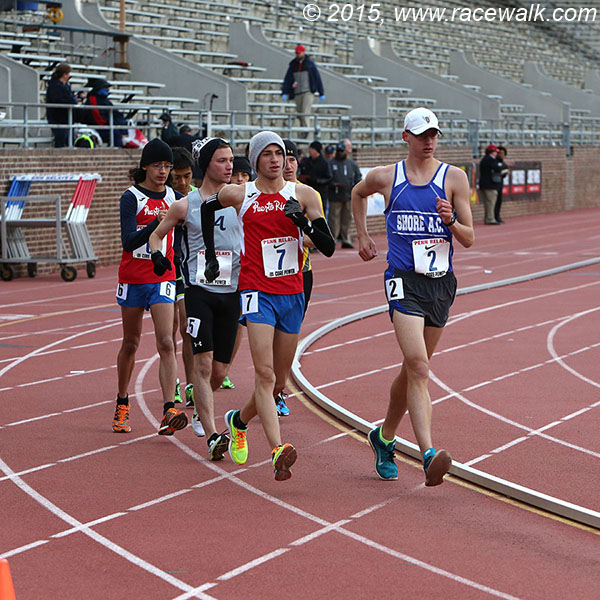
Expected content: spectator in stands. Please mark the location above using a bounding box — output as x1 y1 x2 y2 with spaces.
84 78 128 147
329 141 362 249
324 144 335 161
495 146 510 224
342 137 353 157
281 44 325 136
45 62 79 148
160 111 178 145
230 155 253 184
478 144 503 225
298 140 332 218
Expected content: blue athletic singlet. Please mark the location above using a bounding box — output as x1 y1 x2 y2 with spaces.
384 160 454 277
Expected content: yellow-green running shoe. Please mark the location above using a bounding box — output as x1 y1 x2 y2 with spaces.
185 383 194 408
272 443 297 481
225 409 248 464
220 375 235 389
174 378 182 403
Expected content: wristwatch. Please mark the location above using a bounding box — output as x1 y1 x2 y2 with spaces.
445 211 457 227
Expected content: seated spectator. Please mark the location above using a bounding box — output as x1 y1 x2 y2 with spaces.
45 62 80 148
83 78 127 147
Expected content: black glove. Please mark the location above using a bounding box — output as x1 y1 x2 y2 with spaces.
151 250 172 276
284 196 309 230
204 255 220 283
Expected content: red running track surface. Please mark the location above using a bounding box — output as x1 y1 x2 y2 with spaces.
0 208 599 599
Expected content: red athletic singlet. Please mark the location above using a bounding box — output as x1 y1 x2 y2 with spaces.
237 180 304 295
118 185 176 284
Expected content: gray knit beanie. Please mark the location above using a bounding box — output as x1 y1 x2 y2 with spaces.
248 131 286 171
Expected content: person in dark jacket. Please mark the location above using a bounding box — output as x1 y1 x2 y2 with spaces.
494 146 509 224
329 142 362 248
84 78 127 147
281 44 325 135
45 62 79 148
159 111 179 146
298 141 333 217
478 144 503 225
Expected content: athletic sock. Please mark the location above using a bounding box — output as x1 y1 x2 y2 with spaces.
378 428 394 446
233 410 247 429
163 401 175 414
116 394 129 406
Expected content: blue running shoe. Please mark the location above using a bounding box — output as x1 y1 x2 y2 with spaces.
368 427 397 480
423 448 452 487
275 392 290 417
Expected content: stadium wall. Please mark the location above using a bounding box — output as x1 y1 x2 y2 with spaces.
0 146 598 279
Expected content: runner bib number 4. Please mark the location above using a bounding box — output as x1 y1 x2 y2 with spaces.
261 237 299 278
412 238 450 278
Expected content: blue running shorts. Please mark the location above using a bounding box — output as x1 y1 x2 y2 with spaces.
116 281 176 311
239 289 305 334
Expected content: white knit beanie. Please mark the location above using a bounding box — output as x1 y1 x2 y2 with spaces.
248 131 286 171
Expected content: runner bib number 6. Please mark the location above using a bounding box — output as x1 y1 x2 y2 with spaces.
412 238 450 278
261 237 299 278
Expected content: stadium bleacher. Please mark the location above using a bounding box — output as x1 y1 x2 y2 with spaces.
0 0 599 147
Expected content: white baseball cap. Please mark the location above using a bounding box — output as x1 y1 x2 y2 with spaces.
403 107 441 136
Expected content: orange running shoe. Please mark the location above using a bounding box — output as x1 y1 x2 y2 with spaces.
272 443 297 481
158 408 188 436
112 404 131 433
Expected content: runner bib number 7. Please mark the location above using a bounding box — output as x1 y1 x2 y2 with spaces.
261 236 299 278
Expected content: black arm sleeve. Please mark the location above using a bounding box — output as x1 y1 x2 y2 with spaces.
120 191 160 252
200 194 226 258
200 194 227 281
304 217 335 257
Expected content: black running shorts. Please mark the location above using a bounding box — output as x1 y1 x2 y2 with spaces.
384 268 457 328
184 286 240 362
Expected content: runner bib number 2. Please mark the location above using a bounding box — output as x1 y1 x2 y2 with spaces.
412 238 450 278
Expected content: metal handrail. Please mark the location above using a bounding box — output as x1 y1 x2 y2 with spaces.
2 101 600 153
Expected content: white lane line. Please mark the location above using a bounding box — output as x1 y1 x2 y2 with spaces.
216 548 292 581
0 317 119 343
0 540 50 559
335 527 519 600
430 373 600 462
128 489 194 512
0 286 115 310
133 355 519 600
547 307 600 390
1 389 159 429
0 432 158 482
0 456 214 599
51 513 127 538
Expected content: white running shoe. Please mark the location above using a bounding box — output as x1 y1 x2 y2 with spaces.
192 409 205 437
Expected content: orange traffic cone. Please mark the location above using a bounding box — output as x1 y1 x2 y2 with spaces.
0 558 16 600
